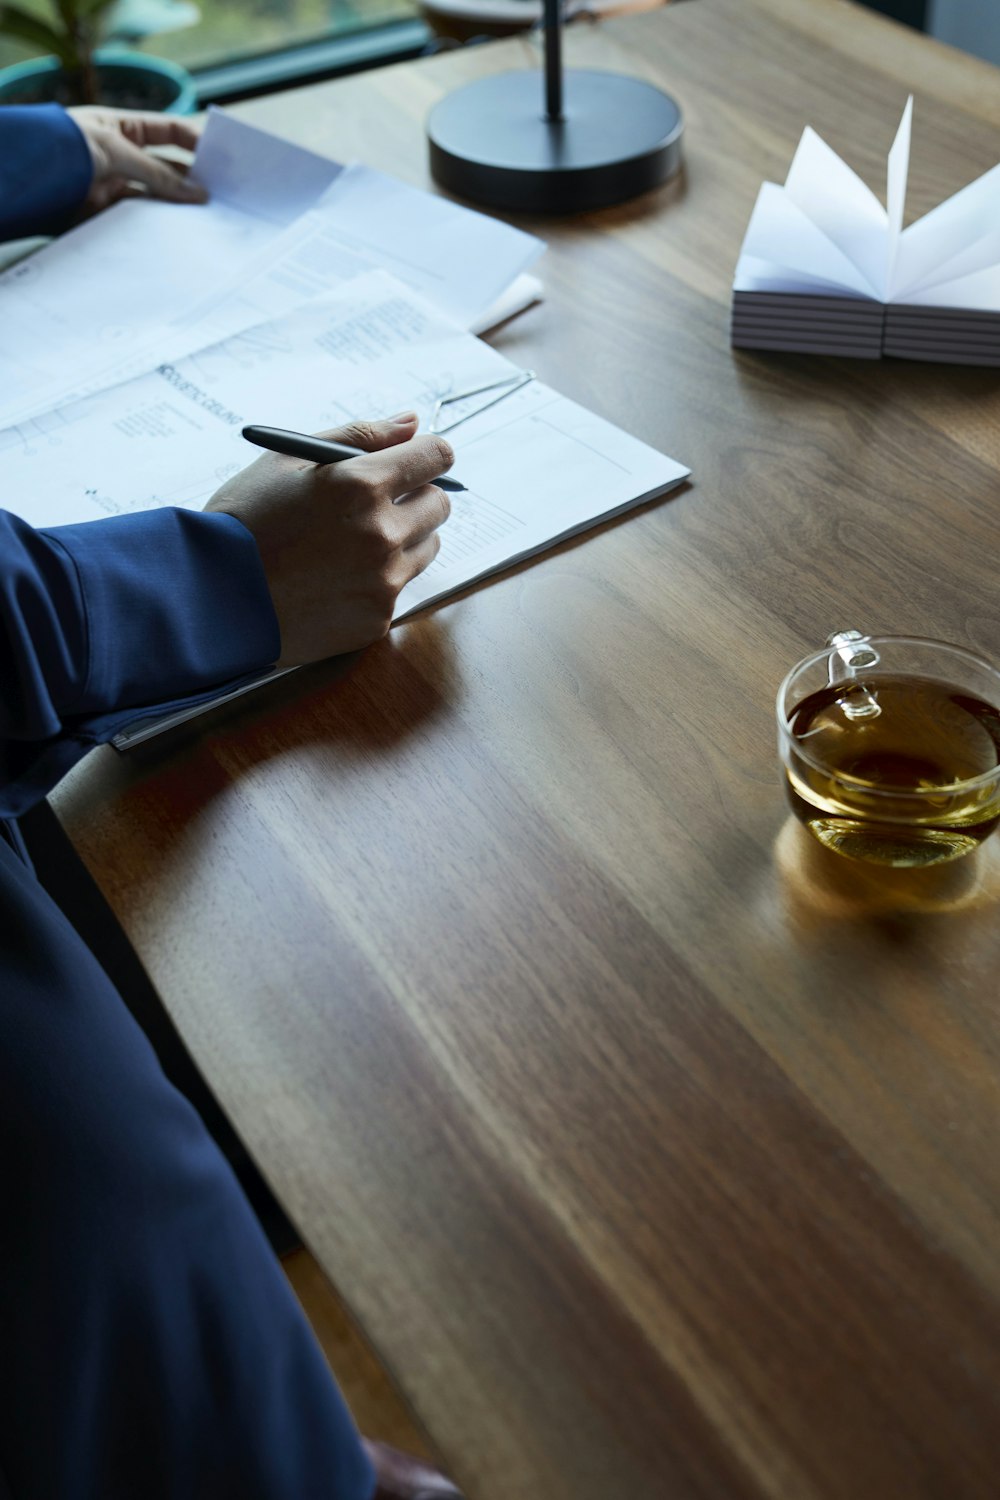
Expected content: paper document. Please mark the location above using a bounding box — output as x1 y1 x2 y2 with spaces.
0 271 688 743
471 272 543 335
0 112 544 427
180 162 543 359
731 98 1000 363
297 164 543 329
0 112 341 428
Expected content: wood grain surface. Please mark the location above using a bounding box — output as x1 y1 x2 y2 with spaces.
53 2 1000 1496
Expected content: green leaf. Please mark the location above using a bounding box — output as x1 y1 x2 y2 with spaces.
0 3 72 61
51 0 79 33
77 0 118 20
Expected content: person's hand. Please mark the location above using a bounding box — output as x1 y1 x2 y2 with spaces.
204 414 454 668
67 107 207 216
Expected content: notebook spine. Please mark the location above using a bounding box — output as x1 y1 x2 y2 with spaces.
730 293 1000 366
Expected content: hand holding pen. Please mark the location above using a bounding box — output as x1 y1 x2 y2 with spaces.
204 413 455 666
243 422 467 492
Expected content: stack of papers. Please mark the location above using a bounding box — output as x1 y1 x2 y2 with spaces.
1 270 688 743
0 109 545 428
1 268 686 547
731 98 1000 364
0 113 689 743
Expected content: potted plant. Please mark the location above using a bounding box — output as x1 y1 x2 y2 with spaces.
0 0 198 111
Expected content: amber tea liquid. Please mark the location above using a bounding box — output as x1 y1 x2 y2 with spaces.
784 674 1000 866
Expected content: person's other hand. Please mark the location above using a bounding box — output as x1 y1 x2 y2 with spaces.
67 107 207 216
204 414 454 668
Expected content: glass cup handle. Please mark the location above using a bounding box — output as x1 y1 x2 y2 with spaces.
826 629 882 720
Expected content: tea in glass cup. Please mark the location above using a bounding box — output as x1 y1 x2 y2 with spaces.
777 633 1000 867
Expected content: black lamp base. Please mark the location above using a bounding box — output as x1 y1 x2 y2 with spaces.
427 69 683 214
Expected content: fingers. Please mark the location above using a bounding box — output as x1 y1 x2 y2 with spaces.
100 129 207 203
395 530 442 587
204 420 453 666
316 412 419 453
392 483 452 549
72 106 203 154
114 111 203 154
79 180 138 216
347 432 456 501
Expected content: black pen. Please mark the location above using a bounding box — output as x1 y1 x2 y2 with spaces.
242 424 467 492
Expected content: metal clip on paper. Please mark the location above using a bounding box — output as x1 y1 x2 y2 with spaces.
430 369 535 434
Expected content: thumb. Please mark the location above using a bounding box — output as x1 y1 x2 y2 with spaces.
317 412 419 453
101 129 207 203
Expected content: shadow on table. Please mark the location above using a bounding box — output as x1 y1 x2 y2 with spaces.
772 814 1000 924
113 469 691 788
126 612 463 777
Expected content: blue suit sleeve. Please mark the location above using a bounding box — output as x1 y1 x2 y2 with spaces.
0 103 94 241
0 507 281 817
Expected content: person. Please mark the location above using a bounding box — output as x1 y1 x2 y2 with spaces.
0 104 463 1499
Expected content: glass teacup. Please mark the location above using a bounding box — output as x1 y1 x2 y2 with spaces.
777 632 1000 867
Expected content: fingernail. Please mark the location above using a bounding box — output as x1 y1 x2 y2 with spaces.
180 179 209 202
389 410 417 425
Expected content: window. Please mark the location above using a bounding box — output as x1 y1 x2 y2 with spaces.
0 0 431 103
150 0 417 72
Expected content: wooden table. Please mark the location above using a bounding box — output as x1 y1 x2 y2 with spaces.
54 2 1000 1495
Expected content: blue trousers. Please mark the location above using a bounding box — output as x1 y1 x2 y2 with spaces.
0 830 375 1500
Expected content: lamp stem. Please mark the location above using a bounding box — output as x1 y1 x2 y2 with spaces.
543 0 563 122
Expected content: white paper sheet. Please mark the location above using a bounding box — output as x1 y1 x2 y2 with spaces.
178 162 544 351
0 272 684 544
902 261 1000 310
783 126 887 298
734 183 880 297
0 111 341 429
4 271 686 743
892 162 1000 298
884 94 913 297
189 108 342 225
0 113 545 431
310 165 544 328
470 272 543 334
394 376 687 618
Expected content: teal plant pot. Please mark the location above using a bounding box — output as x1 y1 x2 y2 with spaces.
0 49 196 113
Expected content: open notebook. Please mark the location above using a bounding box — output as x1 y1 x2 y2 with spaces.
0 272 689 746
731 98 1000 364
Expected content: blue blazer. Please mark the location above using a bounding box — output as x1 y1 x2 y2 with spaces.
0 108 375 1500
0 104 280 927
0 103 281 816
0 103 93 240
